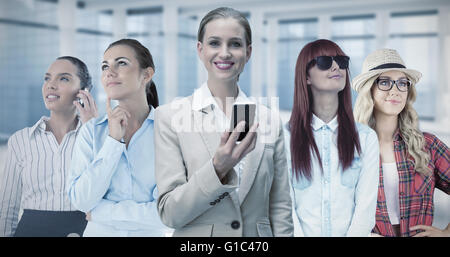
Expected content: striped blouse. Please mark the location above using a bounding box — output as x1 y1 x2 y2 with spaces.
0 116 81 236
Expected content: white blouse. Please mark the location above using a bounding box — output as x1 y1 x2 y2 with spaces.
382 162 400 225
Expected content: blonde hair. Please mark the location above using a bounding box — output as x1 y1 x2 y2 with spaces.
353 76 431 176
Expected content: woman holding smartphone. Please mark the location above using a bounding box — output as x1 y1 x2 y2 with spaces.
154 7 293 237
289 39 380 236
0 56 97 236
67 39 171 236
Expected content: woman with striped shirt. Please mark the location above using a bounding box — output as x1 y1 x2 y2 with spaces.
0 56 98 237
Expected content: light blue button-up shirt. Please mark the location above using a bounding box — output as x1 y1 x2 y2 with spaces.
67 107 172 237
286 114 379 237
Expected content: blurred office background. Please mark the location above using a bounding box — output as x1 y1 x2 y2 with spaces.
0 0 448 229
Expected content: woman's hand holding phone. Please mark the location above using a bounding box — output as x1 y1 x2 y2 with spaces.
212 121 258 181
74 89 98 123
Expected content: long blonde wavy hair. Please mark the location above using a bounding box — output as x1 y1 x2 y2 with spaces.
353 75 431 176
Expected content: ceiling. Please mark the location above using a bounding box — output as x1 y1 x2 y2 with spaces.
12 0 445 20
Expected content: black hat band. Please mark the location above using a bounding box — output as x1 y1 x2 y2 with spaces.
369 63 406 71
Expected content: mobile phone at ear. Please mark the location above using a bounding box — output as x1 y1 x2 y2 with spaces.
77 88 89 107
229 103 256 141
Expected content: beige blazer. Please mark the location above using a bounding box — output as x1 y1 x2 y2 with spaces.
154 95 293 237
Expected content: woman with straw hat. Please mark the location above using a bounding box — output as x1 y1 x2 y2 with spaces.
353 48 449 237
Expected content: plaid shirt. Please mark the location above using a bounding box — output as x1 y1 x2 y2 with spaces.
373 131 450 237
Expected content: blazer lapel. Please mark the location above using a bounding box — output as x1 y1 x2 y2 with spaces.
238 138 265 204
192 106 221 158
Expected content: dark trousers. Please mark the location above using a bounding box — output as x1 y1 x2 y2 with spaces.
14 209 87 237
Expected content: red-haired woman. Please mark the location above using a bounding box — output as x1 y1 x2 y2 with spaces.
288 39 380 236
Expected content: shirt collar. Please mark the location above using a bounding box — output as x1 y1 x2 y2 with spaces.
393 128 403 142
95 105 155 125
29 116 48 137
192 82 251 112
148 105 155 120
95 114 108 125
29 116 82 138
311 113 338 132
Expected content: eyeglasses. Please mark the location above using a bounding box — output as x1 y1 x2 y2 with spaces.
375 78 411 92
307 55 350 70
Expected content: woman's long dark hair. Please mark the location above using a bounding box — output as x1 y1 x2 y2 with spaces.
289 39 361 181
57 56 93 91
105 39 159 109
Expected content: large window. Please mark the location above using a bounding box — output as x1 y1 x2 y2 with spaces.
127 8 165 105
387 10 438 120
0 0 59 138
331 14 377 104
177 15 198 97
76 9 112 115
0 1 118 137
277 18 318 110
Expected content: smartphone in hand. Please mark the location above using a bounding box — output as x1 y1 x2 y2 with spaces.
229 103 256 141
77 88 89 107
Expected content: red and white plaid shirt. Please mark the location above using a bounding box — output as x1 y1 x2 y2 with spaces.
373 131 450 237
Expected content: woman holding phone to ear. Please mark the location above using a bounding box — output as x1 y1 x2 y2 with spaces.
67 39 171 237
0 56 97 237
154 7 293 237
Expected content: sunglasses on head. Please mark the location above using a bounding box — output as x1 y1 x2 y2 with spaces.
307 55 350 70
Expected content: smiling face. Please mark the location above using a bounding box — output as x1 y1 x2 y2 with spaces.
197 17 252 84
372 70 409 117
42 59 81 112
101 44 152 101
306 58 347 94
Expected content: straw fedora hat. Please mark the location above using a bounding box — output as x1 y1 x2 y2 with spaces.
352 48 422 92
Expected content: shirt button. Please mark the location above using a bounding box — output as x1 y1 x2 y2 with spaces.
209 202 216 206
231 220 240 230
